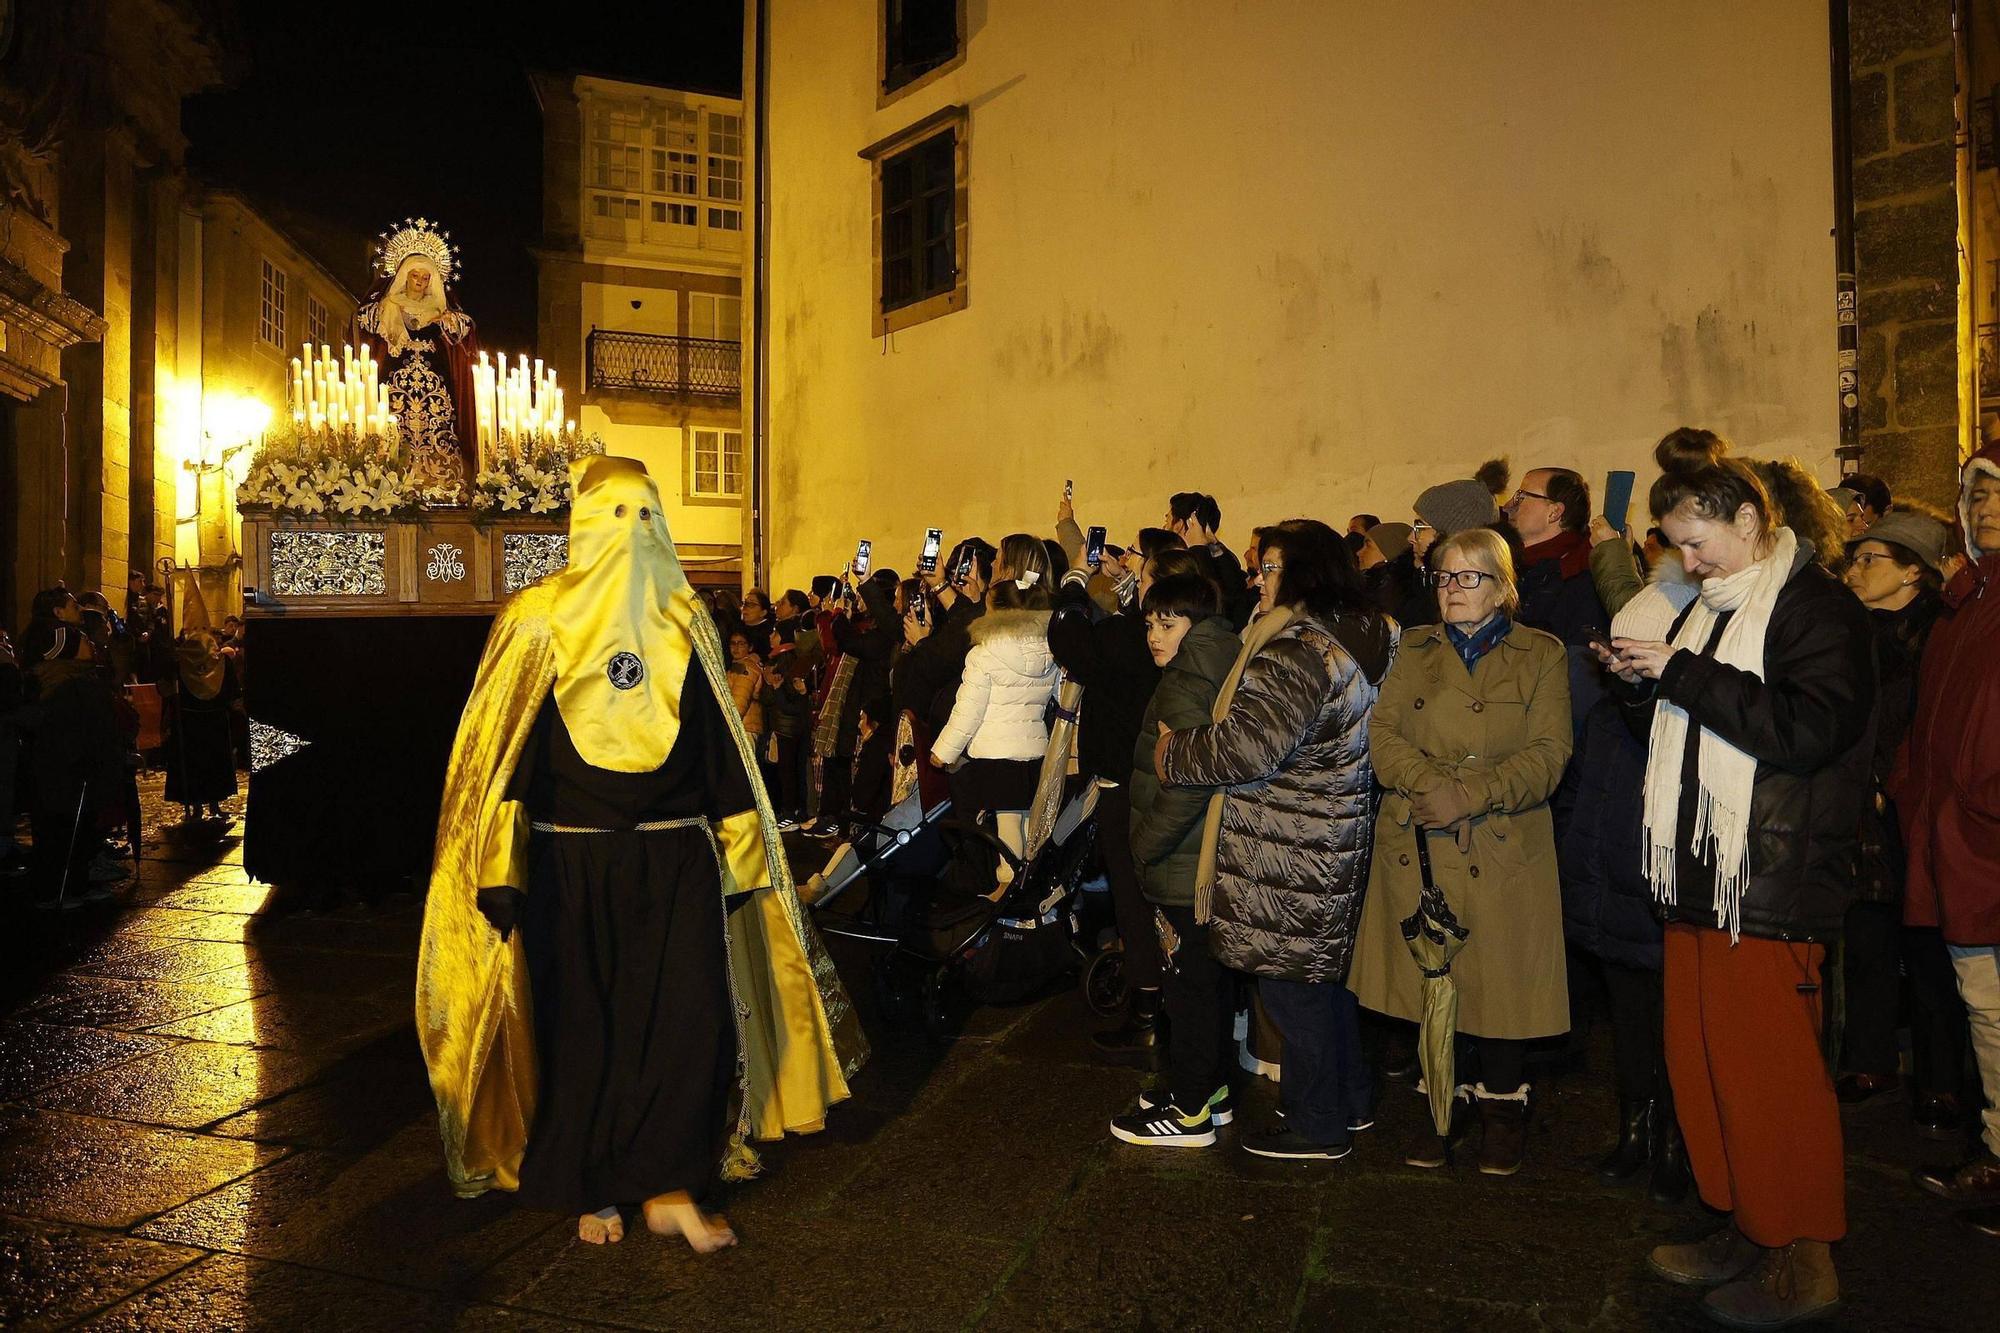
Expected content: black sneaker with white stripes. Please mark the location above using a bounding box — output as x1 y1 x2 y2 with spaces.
1134 1083 1234 1126
1109 1098 1217 1148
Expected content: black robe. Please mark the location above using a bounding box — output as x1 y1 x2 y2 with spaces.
510 666 756 1212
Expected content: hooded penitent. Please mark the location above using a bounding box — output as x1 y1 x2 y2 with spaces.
416 456 864 1197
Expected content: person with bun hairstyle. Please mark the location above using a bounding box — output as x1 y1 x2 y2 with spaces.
1600 428 1872 1328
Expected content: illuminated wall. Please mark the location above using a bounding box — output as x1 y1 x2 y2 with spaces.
192 193 359 616
763 0 1840 588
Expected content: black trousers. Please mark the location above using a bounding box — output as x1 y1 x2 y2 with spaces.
819 750 852 822
773 735 803 818
1095 784 1162 991
1600 958 1669 1105
1469 1036 1528 1096
1160 903 1231 1109
1843 901 1967 1096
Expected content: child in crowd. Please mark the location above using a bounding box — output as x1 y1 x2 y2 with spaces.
1110 569 1244 1147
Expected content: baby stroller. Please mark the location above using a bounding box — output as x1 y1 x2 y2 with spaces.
804 710 1102 1036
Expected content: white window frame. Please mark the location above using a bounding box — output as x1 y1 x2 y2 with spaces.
582 93 743 252
258 258 288 350
688 292 742 343
686 427 744 503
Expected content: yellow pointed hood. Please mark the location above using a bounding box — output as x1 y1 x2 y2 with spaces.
549 456 701 771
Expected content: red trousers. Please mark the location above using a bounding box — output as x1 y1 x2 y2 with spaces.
1663 923 1846 1246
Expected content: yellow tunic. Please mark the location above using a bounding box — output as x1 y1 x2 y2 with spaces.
414 580 866 1197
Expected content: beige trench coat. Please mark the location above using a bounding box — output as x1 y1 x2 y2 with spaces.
1348 621 1573 1040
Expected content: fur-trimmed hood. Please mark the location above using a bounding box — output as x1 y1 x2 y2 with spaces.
968 607 1053 645
1961 442 2000 561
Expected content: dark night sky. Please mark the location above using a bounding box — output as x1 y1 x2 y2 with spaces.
184 1 744 350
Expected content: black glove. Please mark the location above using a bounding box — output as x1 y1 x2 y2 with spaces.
477 886 524 941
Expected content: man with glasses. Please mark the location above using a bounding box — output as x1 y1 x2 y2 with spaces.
1503 467 1607 652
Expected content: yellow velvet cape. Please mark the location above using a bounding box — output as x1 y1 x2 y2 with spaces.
414 580 867 1198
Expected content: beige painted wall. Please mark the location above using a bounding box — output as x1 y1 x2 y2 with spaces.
765 0 1839 589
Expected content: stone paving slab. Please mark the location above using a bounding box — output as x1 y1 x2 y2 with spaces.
20 974 262 1032
134 1121 560 1292
0 1216 207 1332
0 1107 283 1230
75 1252 463 1332
33 1040 336 1131
0 1021 174 1102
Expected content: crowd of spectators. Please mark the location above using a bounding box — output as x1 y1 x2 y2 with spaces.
1 580 247 907
695 432 2000 1329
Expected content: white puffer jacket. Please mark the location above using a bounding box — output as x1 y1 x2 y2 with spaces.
931 609 1061 764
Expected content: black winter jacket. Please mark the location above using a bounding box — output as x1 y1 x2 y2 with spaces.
1162 608 1395 982
1621 549 1875 941
1190 543 1255 630
1853 593 1942 905
1558 692 1661 970
1047 573 1159 783
830 579 902 750
891 596 983 742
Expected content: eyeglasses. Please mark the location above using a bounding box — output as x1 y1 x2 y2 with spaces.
1259 562 1284 576
1511 489 1552 504
1428 569 1498 590
1848 552 1909 570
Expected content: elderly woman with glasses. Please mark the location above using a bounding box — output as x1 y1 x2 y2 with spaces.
1348 527 1573 1177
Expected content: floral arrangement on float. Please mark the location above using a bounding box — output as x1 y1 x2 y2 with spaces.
467 425 607 520
235 421 424 518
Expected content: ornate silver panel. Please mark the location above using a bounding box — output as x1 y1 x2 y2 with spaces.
268 530 387 597
249 719 313 773
502 532 570 593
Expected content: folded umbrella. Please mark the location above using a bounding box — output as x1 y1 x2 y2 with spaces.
1399 824 1470 1136
1024 677 1083 859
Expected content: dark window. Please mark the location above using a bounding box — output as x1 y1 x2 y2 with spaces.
884 0 959 94
881 130 957 313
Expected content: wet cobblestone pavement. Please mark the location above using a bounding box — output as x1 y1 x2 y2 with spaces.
1 780 1996 1330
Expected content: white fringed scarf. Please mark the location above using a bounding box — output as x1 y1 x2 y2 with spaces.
1641 526 1796 940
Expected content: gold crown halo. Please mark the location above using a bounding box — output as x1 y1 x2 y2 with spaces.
374 216 460 283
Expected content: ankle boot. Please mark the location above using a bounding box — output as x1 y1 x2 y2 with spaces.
1595 1099 1654 1187
1091 988 1163 1069
1474 1083 1529 1176
1649 1105 1692 1205
1701 1240 1839 1329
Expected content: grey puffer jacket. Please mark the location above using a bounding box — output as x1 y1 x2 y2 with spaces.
1162 608 1397 983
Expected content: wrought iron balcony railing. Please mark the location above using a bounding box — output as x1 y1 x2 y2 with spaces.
586 329 740 401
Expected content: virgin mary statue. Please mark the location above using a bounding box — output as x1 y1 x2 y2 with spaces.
354 218 480 498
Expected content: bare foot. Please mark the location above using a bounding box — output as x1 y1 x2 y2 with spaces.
642 1191 737 1253
578 1206 624 1245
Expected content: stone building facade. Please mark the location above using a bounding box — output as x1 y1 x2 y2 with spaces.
1850 0 1963 508
181 191 360 617
0 0 223 632
531 71 749 584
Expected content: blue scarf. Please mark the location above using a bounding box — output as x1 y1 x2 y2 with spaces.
1445 614 1511 671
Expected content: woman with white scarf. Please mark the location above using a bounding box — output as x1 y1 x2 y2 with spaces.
1600 429 1873 1331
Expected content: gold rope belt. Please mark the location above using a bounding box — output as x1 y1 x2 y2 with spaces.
529 815 711 835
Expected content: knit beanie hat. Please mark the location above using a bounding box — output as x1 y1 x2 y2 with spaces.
1414 478 1501 536
1368 521 1413 565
